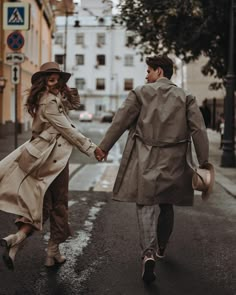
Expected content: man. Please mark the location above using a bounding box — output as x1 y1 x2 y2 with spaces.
97 55 209 283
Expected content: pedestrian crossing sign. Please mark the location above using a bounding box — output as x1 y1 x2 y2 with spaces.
3 2 30 30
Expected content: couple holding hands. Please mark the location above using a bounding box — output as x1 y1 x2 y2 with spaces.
0 55 210 284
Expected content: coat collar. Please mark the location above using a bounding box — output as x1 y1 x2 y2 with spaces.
154 77 176 87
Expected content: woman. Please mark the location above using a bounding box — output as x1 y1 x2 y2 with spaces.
0 62 104 270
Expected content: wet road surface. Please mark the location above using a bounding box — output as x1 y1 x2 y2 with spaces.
0 122 235 294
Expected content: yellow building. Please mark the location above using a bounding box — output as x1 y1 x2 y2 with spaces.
0 0 73 137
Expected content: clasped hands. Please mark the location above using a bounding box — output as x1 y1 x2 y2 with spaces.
94 147 108 162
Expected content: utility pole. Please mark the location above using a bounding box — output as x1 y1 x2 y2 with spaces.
221 0 236 167
64 10 68 72
0 0 4 132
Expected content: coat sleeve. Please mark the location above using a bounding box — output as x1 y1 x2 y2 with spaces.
43 98 97 157
99 89 141 152
186 94 209 165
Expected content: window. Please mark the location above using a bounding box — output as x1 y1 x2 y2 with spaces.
96 104 105 112
125 35 134 47
55 54 64 65
97 33 105 46
97 55 106 66
75 33 84 45
55 33 63 45
75 78 85 90
96 78 105 90
124 55 134 66
76 54 84 65
124 79 133 91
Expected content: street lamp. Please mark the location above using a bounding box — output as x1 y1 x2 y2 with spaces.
0 77 7 93
64 10 80 72
221 0 236 167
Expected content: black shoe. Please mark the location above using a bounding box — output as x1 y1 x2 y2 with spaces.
142 251 156 283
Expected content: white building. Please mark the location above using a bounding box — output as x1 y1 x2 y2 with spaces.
52 0 147 115
52 0 225 121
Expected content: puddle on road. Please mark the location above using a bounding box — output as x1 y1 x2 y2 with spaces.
35 201 106 294
68 200 78 207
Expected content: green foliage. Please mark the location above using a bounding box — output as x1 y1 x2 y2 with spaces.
114 0 230 88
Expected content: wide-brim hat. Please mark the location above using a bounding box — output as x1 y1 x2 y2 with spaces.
192 162 215 200
31 62 71 84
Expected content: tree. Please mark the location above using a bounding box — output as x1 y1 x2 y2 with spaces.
114 0 230 89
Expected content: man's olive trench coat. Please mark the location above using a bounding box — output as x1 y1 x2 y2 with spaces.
99 78 209 206
0 92 96 230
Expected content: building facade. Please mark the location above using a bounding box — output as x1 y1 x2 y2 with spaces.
53 0 225 120
0 0 73 137
52 0 148 115
0 0 226 139
176 56 226 128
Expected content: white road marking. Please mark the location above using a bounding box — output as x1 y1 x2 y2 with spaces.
93 164 119 192
69 163 107 191
36 201 106 294
69 163 119 192
69 163 81 177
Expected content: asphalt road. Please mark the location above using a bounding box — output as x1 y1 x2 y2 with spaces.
79 183 236 295
0 121 235 295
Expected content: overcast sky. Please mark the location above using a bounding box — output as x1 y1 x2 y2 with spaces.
74 0 119 14
112 0 119 14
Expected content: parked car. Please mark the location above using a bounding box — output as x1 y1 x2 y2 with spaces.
79 111 93 122
100 111 115 123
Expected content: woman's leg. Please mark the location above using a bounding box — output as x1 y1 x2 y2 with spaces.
0 223 34 270
43 163 71 267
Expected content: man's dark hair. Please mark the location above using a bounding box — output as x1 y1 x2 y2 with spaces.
146 55 174 79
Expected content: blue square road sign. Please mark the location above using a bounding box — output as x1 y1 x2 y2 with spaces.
3 2 30 30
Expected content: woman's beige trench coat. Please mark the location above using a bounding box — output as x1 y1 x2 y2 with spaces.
0 92 96 230
99 78 209 206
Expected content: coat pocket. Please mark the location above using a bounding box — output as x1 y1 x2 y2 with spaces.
18 143 42 174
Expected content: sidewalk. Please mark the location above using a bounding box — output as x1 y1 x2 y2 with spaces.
0 129 235 198
207 129 236 197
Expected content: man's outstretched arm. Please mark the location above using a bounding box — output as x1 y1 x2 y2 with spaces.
99 89 141 154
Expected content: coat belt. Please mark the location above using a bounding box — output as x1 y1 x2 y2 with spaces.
134 133 198 173
134 133 190 147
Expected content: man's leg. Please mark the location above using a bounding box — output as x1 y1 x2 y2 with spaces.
156 203 174 258
136 204 158 256
136 204 157 283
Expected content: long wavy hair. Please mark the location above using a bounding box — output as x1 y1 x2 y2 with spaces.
25 74 76 117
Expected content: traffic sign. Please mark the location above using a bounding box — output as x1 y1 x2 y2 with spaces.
3 2 30 30
6 53 25 64
7 31 25 51
11 65 20 84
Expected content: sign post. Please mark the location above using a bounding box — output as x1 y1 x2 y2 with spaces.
10 64 20 149
14 82 18 149
7 31 24 50
6 31 24 149
11 65 20 84
6 29 24 149
3 2 30 149
6 53 25 63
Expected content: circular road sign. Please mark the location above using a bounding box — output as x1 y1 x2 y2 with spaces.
7 31 24 50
